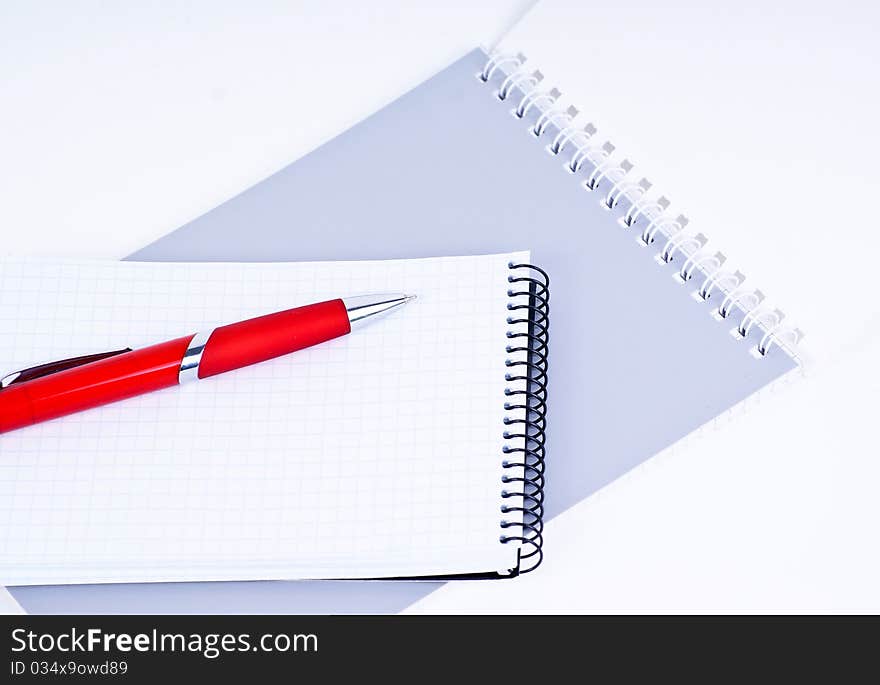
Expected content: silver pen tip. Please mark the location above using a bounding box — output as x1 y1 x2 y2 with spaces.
342 293 416 328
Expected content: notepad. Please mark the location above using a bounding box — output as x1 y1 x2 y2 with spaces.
0 252 548 585
9 46 806 613
136 47 802 522
89 48 804 612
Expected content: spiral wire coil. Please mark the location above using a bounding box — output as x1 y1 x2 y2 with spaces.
479 52 803 361
500 263 549 574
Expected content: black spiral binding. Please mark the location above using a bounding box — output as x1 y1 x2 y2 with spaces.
376 263 549 582
500 262 549 574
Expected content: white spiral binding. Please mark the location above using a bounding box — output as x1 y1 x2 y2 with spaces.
571 140 613 175
534 103 577 138
551 122 596 156
625 191 664 227
699 268 743 301
719 287 763 321
680 250 724 283
478 51 803 360
661 231 706 264
607 176 651 212
499 69 542 101
642 211 687 247
516 87 560 120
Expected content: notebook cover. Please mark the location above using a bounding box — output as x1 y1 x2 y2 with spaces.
12 48 797 613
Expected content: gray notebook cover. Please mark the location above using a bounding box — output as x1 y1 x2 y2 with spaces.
13 48 798 614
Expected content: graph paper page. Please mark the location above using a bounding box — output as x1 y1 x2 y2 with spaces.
0 253 528 584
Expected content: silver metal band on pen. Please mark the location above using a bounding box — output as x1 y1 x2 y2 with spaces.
178 330 213 384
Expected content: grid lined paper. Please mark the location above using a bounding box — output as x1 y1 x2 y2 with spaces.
0 253 529 584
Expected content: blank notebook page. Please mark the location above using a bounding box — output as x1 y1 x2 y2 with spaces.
0 253 528 584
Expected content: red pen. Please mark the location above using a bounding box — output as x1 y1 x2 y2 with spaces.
0 294 414 434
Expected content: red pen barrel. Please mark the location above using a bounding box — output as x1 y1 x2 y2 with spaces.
0 298 353 434
0 337 192 434
197 299 351 378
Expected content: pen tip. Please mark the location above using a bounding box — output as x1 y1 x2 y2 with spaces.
404 294 417 303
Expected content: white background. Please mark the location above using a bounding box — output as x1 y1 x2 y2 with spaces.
2 1 878 613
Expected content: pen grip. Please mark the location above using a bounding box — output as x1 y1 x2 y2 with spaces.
197 299 351 379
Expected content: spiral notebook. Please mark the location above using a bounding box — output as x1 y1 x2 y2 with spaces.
133 46 803 507
0 253 549 585
11 47 803 611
